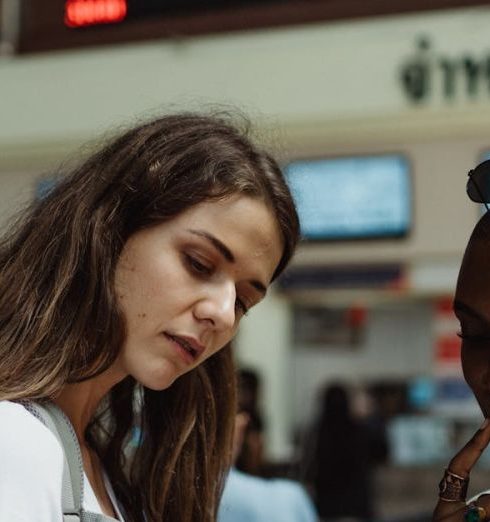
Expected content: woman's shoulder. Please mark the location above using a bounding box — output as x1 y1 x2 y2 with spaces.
0 400 65 519
0 400 64 466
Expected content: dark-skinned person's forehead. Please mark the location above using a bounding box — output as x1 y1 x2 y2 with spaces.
456 212 490 284
460 212 490 265
469 211 490 242
455 212 490 301
460 212 490 264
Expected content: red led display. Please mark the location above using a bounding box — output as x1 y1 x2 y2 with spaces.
64 0 127 28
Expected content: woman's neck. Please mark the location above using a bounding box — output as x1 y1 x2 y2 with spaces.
52 366 127 519
53 365 126 442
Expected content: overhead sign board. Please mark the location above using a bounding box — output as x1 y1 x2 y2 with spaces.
15 0 490 54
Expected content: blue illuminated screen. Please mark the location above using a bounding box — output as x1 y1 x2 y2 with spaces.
284 154 411 240
388 415 450 465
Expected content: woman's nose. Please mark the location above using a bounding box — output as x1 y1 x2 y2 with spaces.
194 282 236 331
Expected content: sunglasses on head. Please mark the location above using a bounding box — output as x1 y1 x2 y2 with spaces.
467 160 490 211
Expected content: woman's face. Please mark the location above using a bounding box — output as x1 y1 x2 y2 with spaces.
455 228 490 416
113 195 283 390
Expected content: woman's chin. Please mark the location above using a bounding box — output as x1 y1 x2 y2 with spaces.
133 360 182 391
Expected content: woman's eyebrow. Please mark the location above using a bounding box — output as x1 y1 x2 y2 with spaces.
187 229 234 262
186 228 267 296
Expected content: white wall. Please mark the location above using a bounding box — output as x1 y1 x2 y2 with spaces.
235 294 294 459
0 169 37 229
2 7 490 148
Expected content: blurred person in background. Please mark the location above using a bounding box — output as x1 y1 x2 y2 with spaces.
433 160 490 522
218 371 318 522
303 383 388 522
235 367 266 476
0 113 300 521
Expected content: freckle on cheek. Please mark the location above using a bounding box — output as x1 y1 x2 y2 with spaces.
137 313 147 318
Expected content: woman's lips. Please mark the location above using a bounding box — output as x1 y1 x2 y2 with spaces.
164 333 201 364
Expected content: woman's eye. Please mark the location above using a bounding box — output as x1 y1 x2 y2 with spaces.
185 254 213 276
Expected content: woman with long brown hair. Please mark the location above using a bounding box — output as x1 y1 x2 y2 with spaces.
0 113 299 521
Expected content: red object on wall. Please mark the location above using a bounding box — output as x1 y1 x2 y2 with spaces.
436 296 454 315
436 336 461 362
346 305 367 328
64 0 128 28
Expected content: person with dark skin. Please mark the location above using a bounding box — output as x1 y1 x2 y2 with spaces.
433 160 490 522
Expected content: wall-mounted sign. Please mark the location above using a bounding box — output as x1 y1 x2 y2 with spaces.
277 264 407 291
400 36 490 103
17 0 490 54
292 304 367 347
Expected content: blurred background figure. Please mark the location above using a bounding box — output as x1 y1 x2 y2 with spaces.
218 369 318 522
302 383 388 522
235 368 266 477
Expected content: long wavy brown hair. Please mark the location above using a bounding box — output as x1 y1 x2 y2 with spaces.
0 113 299 521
